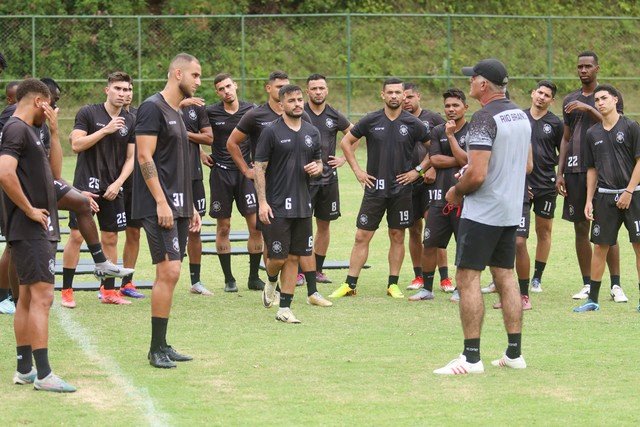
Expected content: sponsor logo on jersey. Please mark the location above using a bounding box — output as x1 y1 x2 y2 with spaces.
189 109 197 120
272 241 283 253
261 121 276 127
594 140 603 146
168 120 177 125
374 127 385 131
616 131 625 144
96 122 106 127
326 118 335 128
304 135 313 147
543 123 552 134
358 214 368 225
424 228 431 240
48 259 55 275
172 237 180 252
215 121 225 126
592 224 601 236
119 125 129 137
212 201 222 212
399 124 409 136
280 138 291 144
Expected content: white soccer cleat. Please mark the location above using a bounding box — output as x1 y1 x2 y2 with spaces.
572 285 590 300
491 353 527 369
433 354 484 375
481 282 496 294
262 281 277 308
610 285 628 303
530 278 543 293
275 307 301 324
94 261 134 279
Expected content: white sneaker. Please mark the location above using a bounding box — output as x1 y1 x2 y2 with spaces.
307 292 333 307
0 297 16 315
433 354 484 375
94 261 134 279
275 307 301 324
190 282 213 296
262 281 277 308
481 282 496 294
491 353 527 369
572 285 590 300
610 285 628 303
530 278 543 293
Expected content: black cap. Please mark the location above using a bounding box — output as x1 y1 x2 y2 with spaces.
461 58 508 86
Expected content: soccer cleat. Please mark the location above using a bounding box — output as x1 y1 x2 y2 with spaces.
491 354 527 369
407 276 424 290
610 285 628 303
329 283 357 298
573 299 600 313
94 261 134 279
224 280 238 293
33 373 77 393
433 354 484 375
296 273 305 287
316 271 332 284
386 284 404 298
307 292 333 307
262 281 278 308
120 283 145 299
481 282 496 294
275 307 302 324
530 278 542 293
190 282 213 296
572 285 590 300
101 289 132 305
0 297 16 314
247 277 265 291
521 295 532 310
408 289 435 301
60 288 76 309
161 345 192 362
13 367 37 385
440 278 455 293
450 289 460 303
148 349 177 369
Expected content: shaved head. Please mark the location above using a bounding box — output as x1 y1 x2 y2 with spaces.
168 53 199 76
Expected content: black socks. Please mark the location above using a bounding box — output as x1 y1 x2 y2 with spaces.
589 280 601 303
189 263 201 285
219 253 234 282
518 279 529 296
16 345 32 374
151 317 168 352
33 348 51 380
88 243 107 264
304 271 317 296
463 338 481 363
422 271 435 292
346 275 358 289
506 333 522 359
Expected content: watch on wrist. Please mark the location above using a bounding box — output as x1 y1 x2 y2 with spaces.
415 165 425 176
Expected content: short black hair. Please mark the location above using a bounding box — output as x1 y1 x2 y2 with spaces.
268 70 288 83
40 77 61 95
442 88 466 103
594 84 620 99
16 78 51 102
278 84 302 100
0 52 7 70
6 81 19 92
536 80 557 98
107 71 132 85
214 73 233 86
404 82 419 92
306 73 326 84
382 77 403 90
578 50 599 65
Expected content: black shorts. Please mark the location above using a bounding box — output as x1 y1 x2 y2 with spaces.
423 204 460 248
455 218 517 270
310 182 340 221
531 189 557 219
123 186 142 229
591 192 640 245
192 180 206 216
209 166 257 218
356 193 413 231
412 183 429 220
260 217 313 259
516 203 531 239
9 240 56 285
54 179 72 201
69 194 126 232
562 173 587 222
141 217 189 264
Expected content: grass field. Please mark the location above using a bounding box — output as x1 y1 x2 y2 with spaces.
1 154 640 426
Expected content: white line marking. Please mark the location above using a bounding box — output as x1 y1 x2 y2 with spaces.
55 306 170 426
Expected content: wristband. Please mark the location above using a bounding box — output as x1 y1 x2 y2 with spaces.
625 190 633 195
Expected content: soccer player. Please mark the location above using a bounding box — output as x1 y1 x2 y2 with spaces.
304 73 352 286
179 96 213 295
329 78 431 299
434 59 531 375
0 78 76 391
402 82 450 293
254 84 322 323
61 71 137 306
206 73 263 292
556 51 626 302
5 81 19 106
573 85 640 312
132 53 202 368
409 88 469 301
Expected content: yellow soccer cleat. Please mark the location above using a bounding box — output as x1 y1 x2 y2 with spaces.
328 283 357 298
386 284 404 298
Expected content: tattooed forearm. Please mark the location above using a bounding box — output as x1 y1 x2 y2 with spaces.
140 161 158 180
253 161 268 203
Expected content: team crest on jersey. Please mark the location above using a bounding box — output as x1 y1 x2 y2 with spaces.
48 259 55 276
358 214 368 225
119 125 129 137
212 201 222 212
592 224 601 237
326 118 335 128
304 135 313 147
172 237 180 252
616 131 625 144
40 128 46 141
272 241 283 254
568 204 575 216
424 228 431 240
543 123 552 134
399 124 409 136
458 135 467 148
189 109 197 121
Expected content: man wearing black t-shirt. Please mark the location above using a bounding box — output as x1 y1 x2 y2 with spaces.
329 78 430 299
304 73 352 289
557 51 625 301
0 79 75 391
574 85 640 312
179 96 213 295
206 73 263 292
133 53 202 368
62 72 137 306
254 85 323 323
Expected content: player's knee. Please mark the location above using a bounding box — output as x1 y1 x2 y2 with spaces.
161 262 182 284
574 221 590 238
126 227 140 241
389 229 405 244
217 222 230 237
68 230 84 246
101 232 118 248
32 286 54 309
73 194 93 217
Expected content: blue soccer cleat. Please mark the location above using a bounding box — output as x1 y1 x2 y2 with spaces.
573 299 600 313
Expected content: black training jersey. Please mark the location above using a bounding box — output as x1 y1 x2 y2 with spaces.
413 109 446 190
236 102 311 160
428 122 469 207
585 116 640 190
72 103 135 193
304 103 351 186
206 100 255 170
180 104 210 181
0 104 16 133
350 109 430 198
563 88 624 174
132 93 193 219
0 117 59 241
525 109 563 192
254 117 321 218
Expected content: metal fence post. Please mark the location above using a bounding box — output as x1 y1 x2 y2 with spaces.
241 15 246 100
546 17 553 78
346 13 351 118
31 16 36 77
446 14 452 86
137 16 142 104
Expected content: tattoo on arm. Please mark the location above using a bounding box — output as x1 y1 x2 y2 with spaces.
140 161 158 180
253 161 268 202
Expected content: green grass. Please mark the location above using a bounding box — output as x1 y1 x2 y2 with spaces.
1 154 640 426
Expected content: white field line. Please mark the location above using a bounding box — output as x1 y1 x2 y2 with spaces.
55 306 170 426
